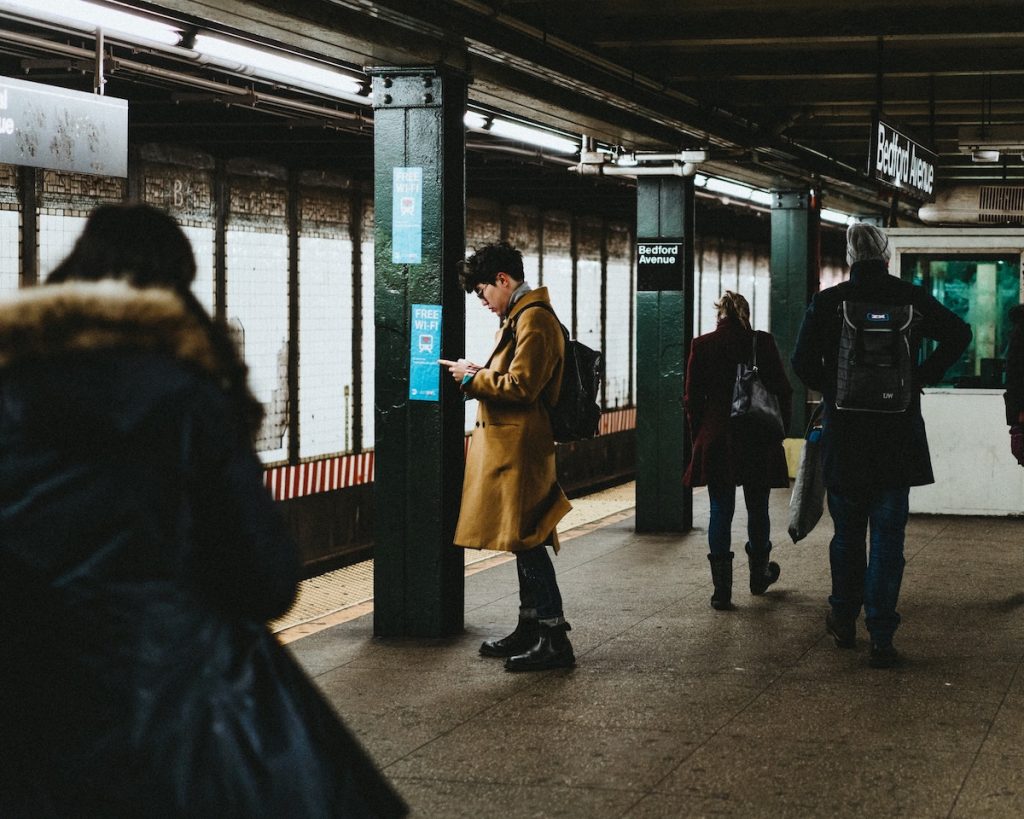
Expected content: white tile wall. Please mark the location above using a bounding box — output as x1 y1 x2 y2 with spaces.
182 225 216 315
753 256 771 330
605 259 631 408
698 241 720 336
39 214 87 281
0 211 19 294
576 257 602 361
298 236 354 458
226 228 290 463
696 242 775 336
542 254 573 328
360 238 374 451
521 252 540 283
464 290 500 432
739 247 757 327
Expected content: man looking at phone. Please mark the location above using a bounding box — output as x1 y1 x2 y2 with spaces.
439 241 575 672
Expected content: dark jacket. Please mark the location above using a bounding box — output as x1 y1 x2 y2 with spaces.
791 259 972 491
0 281 406 818
684 317 792 488
1004 304 1024 426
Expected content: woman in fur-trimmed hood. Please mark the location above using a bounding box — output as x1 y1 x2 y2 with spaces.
0 204 405 818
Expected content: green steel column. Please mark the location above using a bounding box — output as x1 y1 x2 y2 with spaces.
770 190 821 433
370 67 466 637
635 176 694 533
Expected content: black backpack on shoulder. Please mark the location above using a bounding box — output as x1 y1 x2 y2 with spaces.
835 301 917 413
516 302 603 443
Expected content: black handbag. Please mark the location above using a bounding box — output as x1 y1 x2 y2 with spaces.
730 331 785 440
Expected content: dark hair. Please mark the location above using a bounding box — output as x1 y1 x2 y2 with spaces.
715 290 751 330
47 203 264 439
458 241 525 294
48 203 197 291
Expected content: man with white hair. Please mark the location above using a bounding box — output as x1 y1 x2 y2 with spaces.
792 223 971 668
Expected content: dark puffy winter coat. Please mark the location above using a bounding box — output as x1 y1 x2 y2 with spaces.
791 259 972 491
0 281 406 818
1004 304 1024 425
683 317 792 488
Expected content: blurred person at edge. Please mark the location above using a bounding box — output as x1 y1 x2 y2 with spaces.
1005 304 1024 467
440 241 575 672
0 204 406 818
792 222 971 670
683 291 792 612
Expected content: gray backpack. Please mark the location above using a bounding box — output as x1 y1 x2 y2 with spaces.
835 301 916 413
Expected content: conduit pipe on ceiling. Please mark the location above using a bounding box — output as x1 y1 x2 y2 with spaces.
571 163 695 177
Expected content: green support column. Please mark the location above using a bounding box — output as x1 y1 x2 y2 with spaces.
770 189 821 433
635 176 694 533
370 67 466 637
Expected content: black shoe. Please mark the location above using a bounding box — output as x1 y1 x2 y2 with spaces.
708 552 736 611
869 642 900 669
825 612 856 649
479 616 540 658
745 542 780 595
505 622 575 672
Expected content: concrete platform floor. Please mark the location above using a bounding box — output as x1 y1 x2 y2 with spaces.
287 487 1024 818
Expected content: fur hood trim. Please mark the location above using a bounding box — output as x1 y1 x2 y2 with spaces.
0 280 220 377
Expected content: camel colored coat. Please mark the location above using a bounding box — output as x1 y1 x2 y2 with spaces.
454 287 572 552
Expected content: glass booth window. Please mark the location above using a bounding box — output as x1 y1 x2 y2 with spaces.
901 254 1021 387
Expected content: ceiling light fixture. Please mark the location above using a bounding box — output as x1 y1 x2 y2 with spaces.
2 0 182 45
463 111 489 130
485 118 579 155
192 34 365 101
971 149 1001 162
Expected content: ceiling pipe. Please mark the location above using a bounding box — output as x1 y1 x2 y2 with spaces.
571 163 695 177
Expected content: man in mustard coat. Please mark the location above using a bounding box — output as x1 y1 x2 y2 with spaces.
440 242 575 672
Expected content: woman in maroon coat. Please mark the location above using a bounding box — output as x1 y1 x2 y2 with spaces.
684 292 792 610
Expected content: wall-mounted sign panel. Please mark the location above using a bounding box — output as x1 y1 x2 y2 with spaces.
869 118 936 202
636 240 684 291
392 166 423 264
408 303 442 401
0 76 127 177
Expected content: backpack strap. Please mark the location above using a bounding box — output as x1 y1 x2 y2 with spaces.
508 301 567 403
511 301 569 343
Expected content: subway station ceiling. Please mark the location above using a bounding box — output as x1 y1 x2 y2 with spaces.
3 0 1024 221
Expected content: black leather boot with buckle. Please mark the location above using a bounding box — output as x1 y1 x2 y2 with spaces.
504 622 575 671
708 552 736 610
479 615 540 658
745 542 781 595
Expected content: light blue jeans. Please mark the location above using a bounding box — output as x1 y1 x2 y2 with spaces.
827 487 910 646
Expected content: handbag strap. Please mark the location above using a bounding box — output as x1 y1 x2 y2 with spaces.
804 401 824 437
750 331 759 370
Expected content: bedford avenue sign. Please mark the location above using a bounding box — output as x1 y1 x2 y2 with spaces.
869 118 936 201
0 76 127 177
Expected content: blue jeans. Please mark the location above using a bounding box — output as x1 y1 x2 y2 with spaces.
707 483 771 556
516 544 563 620
827 487 910 645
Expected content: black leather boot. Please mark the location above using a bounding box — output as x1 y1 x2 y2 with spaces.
504 622 575 671
479 615 540 658
708 552 736 611
745 542 780 595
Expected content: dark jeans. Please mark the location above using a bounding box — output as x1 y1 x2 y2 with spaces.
516 544 563 620
827 487 910 645
707 483 771 556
